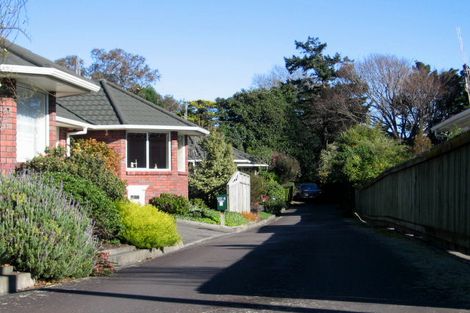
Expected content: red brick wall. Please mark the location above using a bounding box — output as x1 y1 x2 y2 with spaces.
78 130 189 202
48 93 57 148
0 97 17 174
58 127 68 147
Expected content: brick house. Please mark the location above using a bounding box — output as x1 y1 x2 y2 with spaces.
0 41 208 203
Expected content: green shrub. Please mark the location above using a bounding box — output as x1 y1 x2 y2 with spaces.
150 193 191 216
116 201 180 249
188 207 221 225
224 211 248 227
318 125 410 188
44 172 122 240
18 145 126 201
190 198 210 211
263 179 287 215
0 174 96 280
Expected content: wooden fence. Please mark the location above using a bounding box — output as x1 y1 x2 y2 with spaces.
227 171 251 213
356 132 470 252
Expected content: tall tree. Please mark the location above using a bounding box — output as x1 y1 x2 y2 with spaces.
284 36 367 179
55 55 86 76
251 65 303 90
285 37 367 146
186 99 218 129
88 48 160 93
0 0 27 42
430 67 469 131
356 55 446 143
217 86 295 160
138 86 180 113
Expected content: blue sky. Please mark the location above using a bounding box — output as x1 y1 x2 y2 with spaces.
15 0 470 101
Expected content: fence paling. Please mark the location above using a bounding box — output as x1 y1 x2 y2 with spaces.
356 132 470 252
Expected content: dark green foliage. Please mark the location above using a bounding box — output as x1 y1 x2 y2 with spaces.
19 145 126 201
116 201 180 249
0 174 96 280
250 174 267 206
150 193 191 216
43 172 122 240
271 152 301 184
430 67 470 142
217 86 295 156
285 36 343 85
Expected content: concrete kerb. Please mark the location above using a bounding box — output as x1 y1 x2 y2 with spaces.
176 214 278 233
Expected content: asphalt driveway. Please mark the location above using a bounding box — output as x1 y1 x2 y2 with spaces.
2 203 470 313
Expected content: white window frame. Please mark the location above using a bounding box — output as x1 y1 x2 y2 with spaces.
126 131 171 171
177 135 186 172
16 85 49 162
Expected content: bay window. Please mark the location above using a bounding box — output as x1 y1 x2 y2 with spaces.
16 87 48 162
127 132 170 170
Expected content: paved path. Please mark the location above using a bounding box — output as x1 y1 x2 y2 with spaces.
2 203 470 313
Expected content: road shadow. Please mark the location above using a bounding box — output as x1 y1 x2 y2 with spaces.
197 202 470 310
40 288 361 313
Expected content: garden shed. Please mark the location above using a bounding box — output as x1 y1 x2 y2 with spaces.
227 171 251 213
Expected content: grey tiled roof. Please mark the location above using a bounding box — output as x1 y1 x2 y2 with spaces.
0 39 94 82
56 102 92 124
57 80 200 127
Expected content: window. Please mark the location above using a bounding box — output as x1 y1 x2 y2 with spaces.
16 87 48 162
177 135 185 172
127 132 170 170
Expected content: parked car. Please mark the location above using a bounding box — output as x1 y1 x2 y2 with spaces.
296 183 321 200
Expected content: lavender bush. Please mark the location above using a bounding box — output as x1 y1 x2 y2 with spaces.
0 174 97 280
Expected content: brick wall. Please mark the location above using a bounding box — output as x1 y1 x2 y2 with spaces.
58 127 68 147
78 130 189 202
48 93 57 147
0 97 17 174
